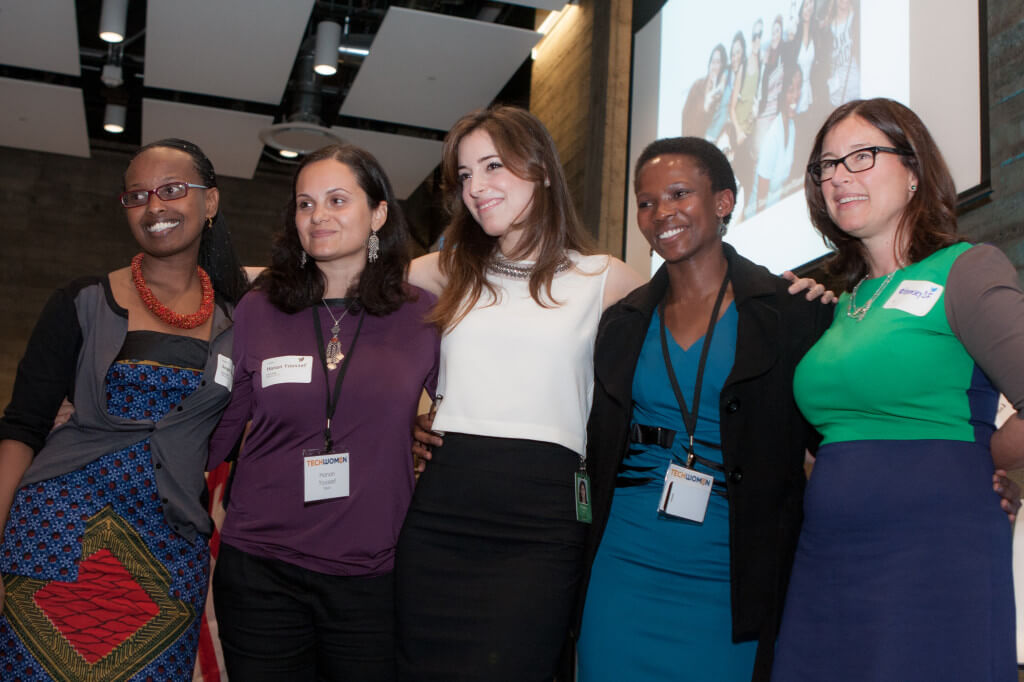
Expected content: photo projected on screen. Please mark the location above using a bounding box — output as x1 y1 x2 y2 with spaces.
627 0 985 275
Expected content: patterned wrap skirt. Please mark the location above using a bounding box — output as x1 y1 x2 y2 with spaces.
1 360 210 682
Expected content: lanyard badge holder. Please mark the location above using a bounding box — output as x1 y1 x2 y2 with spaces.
575 456 592 524
656 267 729 524
303 306 366 503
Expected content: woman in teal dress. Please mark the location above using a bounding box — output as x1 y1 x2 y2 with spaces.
577 137 835 680
773 98 1023 680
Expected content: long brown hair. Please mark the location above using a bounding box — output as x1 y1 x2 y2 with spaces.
804 98 961 290
428 106 594 331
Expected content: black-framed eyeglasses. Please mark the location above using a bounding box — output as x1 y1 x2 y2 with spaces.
119 182 209 208
807 146 913 185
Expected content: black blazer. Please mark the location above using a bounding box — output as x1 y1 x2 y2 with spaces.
577 244 833 681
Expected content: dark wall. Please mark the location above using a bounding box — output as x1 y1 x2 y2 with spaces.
0 145 290 403
958 0 1024 274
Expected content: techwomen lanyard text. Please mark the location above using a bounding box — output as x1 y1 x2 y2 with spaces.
656 263 729 523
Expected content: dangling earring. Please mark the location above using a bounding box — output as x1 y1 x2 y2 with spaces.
206 217 213 230
299 251 307 267
367 229 380 263
718 218 727 237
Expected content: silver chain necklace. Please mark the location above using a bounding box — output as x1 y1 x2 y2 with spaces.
846 271 896 321
322 299 350 370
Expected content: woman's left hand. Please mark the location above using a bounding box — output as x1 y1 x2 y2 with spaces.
994 469 1022 522
782 271 837 304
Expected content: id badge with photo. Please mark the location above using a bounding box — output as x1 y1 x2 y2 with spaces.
302 449 350 503
574 471 592 524
658 463 713 523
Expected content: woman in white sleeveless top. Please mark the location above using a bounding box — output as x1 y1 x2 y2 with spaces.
397 105 641 681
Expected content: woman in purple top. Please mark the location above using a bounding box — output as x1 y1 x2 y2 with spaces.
208 144 440 681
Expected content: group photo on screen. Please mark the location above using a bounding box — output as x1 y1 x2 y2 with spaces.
679 0 859 224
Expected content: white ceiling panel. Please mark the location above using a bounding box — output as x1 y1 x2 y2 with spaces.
142 99 274 180
331 127 443 200
503 0 569 10
144 0 314 104
0 0 80 75
0 78 88 157
340 7 539 131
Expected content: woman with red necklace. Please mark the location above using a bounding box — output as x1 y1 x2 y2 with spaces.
0 139 247 681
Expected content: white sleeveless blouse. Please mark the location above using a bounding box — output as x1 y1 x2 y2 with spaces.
432 252 610 456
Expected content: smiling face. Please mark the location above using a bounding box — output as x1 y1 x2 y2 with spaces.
635 154 733 265
457 128 538 255
730 38 744 71
294 158 386 269
819 115 917 246
707 48 724 81
123 147 217 259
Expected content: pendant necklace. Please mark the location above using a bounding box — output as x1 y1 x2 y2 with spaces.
846 270 896 321
322 300 349 370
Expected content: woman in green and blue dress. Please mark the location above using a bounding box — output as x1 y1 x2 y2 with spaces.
774 98 1022 680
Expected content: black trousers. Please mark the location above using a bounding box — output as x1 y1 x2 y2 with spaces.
395 433 586 682
213 542 396 682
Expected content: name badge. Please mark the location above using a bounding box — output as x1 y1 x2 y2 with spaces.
658 463 713 523
882 280 944 317
303 449 350 502
574 471 592 524
214 353 234 390
262 355 312 387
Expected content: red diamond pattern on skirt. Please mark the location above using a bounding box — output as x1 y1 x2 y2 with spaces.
33 547 161 663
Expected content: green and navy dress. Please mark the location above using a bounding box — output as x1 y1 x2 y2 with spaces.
578 304 759 680
774 243 1019 681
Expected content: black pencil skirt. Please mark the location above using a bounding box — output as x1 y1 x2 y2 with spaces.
395 433 587 682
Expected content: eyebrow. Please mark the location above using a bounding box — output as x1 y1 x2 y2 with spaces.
820 143 873 159
458 154 500 170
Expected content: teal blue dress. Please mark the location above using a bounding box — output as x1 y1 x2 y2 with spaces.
577 304 757 681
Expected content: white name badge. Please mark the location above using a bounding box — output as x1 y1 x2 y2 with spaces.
261 355 312 388
303 450 350 502
658 463 713 523
214 353 234 390
882 280 944 317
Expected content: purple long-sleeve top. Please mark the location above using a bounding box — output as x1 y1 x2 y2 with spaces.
208 288 439 576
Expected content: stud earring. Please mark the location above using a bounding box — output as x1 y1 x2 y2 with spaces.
910 184 917 192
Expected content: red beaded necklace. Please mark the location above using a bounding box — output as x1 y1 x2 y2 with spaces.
130 252 215 329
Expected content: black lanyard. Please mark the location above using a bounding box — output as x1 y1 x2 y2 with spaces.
659 265 731 468
311 304 366 452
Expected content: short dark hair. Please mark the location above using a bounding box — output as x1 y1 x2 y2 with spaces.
257 143 413 316
126 138 249 304
634 137 738 225
804 98 961 290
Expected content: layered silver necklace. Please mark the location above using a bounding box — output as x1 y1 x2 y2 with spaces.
322 300 350 370
487 255 571 280
846 271 896 321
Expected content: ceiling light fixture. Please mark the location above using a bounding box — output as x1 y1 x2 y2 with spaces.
99 0 128 43
314 20 341 76
104 103 126 134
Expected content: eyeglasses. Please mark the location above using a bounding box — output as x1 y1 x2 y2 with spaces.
119 182 208 208
807 146 913 184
